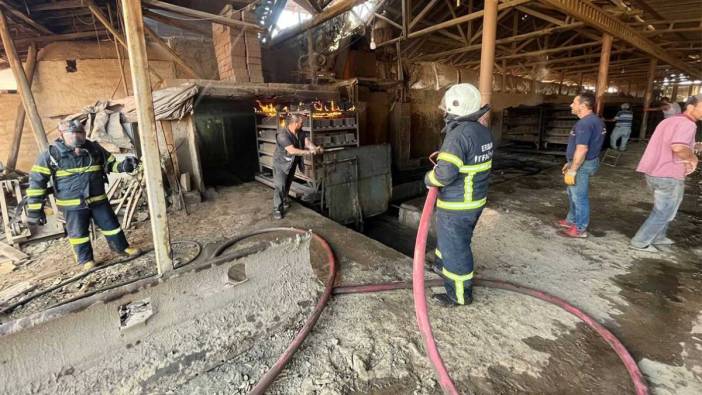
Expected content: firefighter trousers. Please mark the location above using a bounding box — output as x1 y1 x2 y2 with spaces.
434 208 483 305
63 201 129 265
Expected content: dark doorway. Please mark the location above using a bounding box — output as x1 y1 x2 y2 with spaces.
194 99 259 186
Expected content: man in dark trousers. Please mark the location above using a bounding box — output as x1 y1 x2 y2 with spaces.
557 91 606 238
272 113 322 219
26 120 142 270
425 83 493 306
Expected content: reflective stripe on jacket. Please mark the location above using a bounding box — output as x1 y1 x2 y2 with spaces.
424 106 494 212
27 139 125 212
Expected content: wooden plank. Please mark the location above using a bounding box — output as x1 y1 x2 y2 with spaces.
0 281 36 306
0 240 27 262
121 0 173 274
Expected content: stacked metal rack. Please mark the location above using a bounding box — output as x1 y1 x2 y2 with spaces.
501 106 542 148
502 103 578 151
254 102 359 200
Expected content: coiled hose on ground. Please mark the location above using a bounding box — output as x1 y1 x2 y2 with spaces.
1 220 649 394
241 191 648 394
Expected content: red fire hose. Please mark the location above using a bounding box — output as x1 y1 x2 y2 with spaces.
405 187 649 395
223 214 647 394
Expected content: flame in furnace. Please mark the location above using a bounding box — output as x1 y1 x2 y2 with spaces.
255 100 277 117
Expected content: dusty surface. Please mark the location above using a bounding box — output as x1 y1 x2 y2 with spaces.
0 140 699 393
1 238 322 394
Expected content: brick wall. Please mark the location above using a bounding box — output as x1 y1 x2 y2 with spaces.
0 41 177 172
212 8 264 83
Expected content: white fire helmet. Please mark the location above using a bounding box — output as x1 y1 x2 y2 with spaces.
440 83 481 117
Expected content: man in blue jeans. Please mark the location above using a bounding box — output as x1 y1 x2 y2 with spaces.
557 92 606 238
630 94 701 252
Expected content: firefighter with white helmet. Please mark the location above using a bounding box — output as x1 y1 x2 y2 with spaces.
425 83 494 306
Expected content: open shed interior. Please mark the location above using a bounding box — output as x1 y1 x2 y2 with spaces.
0 0 700 394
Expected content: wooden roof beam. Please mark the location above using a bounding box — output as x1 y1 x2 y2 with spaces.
377 0 531 48
418 21 584 61
31 0 84 12
539 0 701 79
515 5 566 26
0 1 53 35
270 0 364 45
142 0 262 32
142 10 212 36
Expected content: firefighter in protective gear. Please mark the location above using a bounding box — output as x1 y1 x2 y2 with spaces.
26 120 142 271
424 83 494 306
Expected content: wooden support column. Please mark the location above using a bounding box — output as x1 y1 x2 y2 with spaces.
687 84 694 98
558 70 565 95
501 59 507 92
401 0 408 38
121 0 173 274
0 10 48 151
396 41 403 81
639 58 657 140
671 83 679 101
595 33 613 115
478 0 498 122
578 72 584 91
5 44 37 173
307 31 316 84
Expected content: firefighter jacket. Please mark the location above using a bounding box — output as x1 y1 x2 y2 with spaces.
424 106 494 212
27 139 127 212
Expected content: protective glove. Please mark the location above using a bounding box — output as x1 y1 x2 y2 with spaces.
26 209 46 226
564 170 577 186
119 156 140 173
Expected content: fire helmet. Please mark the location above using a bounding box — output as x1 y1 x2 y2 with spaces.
440 83 481 117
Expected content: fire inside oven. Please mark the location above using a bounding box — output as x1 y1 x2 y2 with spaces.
254 100 358 148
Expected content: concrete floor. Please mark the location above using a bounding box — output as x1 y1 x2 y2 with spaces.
0 141 700 393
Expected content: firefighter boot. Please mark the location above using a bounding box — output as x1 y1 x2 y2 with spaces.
122 247 142 258
83 260 99 271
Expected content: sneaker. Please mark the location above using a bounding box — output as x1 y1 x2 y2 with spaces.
122 247 142 258
283 199 291 210
556 219 575 228
652 237 675 245
273 210 283 220
558 226 588 238
82 260 99 271
630 244 660 253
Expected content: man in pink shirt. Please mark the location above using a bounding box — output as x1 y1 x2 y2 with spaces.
631 94 701 252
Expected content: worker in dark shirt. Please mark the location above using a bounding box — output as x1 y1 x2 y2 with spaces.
556 92 606 238
272 113 323 219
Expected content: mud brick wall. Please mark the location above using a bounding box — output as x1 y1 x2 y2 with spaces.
212 9 264 83
0 42 176 172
